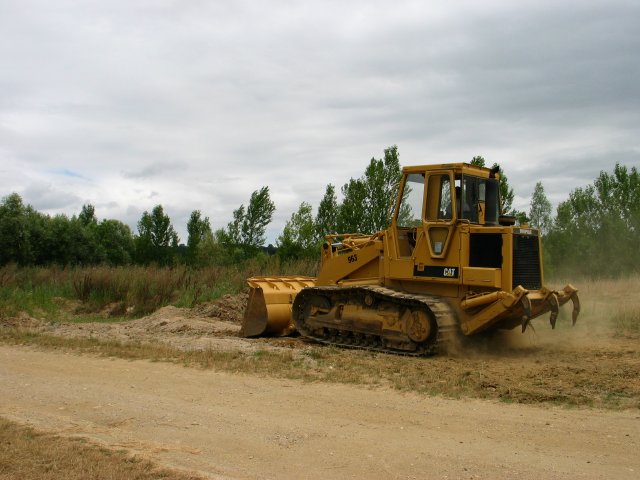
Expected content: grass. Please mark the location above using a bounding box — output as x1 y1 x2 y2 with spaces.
611 306 640 334
550 274 640 336
0 259 318 322
0 417 205 480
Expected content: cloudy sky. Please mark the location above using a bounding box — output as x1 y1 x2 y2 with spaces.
1 0 639 244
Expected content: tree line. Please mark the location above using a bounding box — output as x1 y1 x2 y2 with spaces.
1 148 638 277
542 163 640 277
0 146 406 268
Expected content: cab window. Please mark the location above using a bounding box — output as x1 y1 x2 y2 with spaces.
425 173 453 221
438 175 452 219
397 173 424 228
460 176 500 224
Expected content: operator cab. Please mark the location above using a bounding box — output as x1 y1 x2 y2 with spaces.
393 163 504 261
395 164 502 226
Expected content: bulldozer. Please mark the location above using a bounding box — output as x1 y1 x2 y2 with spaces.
241 162 580 355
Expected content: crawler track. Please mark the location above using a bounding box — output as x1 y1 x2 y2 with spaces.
293 285 460 356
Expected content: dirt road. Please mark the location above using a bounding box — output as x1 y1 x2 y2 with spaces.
1 345 638 480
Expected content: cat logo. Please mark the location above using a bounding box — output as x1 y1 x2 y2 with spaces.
443 268 457 277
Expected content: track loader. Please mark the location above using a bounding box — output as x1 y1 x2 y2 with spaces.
241 162 580 355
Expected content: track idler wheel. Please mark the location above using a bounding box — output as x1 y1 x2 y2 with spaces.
404 309 435 343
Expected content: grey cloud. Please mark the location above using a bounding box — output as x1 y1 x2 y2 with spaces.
536 149 640 189
22 182 82 211
123 161 188 179
96 201 119 209
1 1 639 242
319 2 640 141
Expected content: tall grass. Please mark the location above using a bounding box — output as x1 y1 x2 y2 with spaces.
0 258 319 320
548 274 640 336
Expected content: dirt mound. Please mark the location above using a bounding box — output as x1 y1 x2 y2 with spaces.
49 305 241 341
0 293 263 354
190 293 247 324
128 306 240 336
27 296 269 353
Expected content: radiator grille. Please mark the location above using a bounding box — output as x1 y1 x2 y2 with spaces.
513 234 541 290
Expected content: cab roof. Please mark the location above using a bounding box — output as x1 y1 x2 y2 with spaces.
402 162 494 178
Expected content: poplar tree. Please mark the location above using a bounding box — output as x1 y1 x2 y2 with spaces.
337 145 403 233
529 182 552 234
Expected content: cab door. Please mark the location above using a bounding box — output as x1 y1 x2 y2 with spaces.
422 172 456 259
407 171 462 289
388 170 459 285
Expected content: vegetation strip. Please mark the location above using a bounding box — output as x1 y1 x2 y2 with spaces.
0 261 316 320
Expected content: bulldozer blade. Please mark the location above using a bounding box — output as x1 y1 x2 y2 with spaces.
241 276 316 337
548 292 560 329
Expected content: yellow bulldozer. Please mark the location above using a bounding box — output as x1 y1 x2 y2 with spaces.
241 162 580 355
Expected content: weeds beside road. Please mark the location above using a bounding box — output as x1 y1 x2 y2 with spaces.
0 260 317 320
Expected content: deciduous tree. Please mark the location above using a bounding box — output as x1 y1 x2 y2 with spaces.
277 202 316 260
545 163 640 276
186 210 212 266
221 186 276 258
337 145 403 233
337 177 368 233
529 182 552 234
241 187 276 249
0 193 32 265
493 163 515 214
136 205 179 265
314 184 338 241
97 219 135 265
78 204 97 227
470 155 486 167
